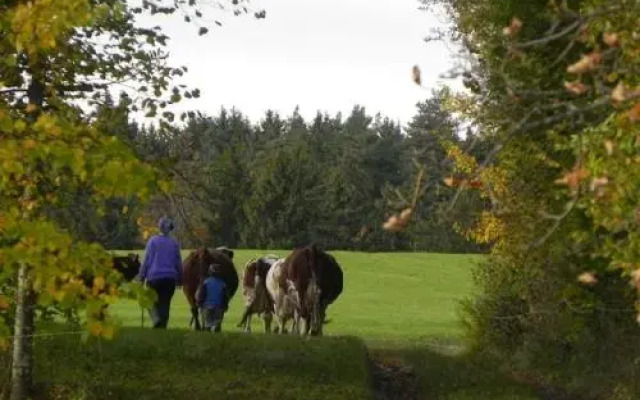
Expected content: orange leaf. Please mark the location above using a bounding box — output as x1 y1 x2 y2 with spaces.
443 177 455 187
567 52 602 74
412 65 421 86
564 81 588 95
0 294 9 310
611 83 627 103
603 32 619 47
503 17 523 36
577 272 597 285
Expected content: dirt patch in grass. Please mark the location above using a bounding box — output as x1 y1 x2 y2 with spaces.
370 358 419 400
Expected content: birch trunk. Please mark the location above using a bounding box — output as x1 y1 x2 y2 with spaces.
10 264 35 400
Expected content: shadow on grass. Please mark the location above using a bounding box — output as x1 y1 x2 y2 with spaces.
369 340 540 400
2 327 372 400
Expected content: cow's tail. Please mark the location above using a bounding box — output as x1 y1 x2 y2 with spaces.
308 243 318 283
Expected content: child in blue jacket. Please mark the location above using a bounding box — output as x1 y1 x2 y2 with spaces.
196 264 229 332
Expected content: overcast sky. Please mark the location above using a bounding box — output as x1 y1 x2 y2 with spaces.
135 0 459 125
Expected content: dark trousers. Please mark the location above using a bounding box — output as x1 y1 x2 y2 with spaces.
201 307 225 332
148 278 176 329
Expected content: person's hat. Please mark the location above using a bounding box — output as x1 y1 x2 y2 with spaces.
158 217 174 235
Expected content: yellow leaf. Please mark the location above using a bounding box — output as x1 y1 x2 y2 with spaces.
88 322 102 336
604 140 615 155
93 276 105 291
0 294 9 310
23 139 37 150
14 120 27 132
101 324 116 340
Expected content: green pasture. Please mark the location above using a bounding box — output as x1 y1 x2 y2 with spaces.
111 250 480 340
1 251 542 400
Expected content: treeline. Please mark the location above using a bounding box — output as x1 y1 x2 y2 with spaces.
64 92 487 252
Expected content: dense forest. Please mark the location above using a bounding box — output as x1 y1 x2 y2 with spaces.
60 91 488 252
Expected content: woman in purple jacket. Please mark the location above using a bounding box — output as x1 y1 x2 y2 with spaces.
138 217 183 328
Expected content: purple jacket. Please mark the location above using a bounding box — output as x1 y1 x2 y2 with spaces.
138 235 182 284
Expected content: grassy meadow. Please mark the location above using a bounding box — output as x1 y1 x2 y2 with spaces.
111 250 480 340
1 250 542 400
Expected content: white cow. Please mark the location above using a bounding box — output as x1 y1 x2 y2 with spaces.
265 259 300 334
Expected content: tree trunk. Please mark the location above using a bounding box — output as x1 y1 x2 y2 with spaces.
10 264 35 400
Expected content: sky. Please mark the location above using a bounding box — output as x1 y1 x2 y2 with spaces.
134 0 460 125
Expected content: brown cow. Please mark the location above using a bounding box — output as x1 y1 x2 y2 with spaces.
237 255 279 333
182 247 239 330
277 244 343 336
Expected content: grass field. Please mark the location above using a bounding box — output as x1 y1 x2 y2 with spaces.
112 250 480 340
1 250 542 400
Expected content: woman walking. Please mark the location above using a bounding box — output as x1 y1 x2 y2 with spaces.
137 217 182 328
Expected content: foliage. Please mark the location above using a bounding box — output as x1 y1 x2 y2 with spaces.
422 0 640 397
0 0 262 352
138 95 487 252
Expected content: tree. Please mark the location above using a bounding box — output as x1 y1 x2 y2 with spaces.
0 1 263 398
421 0 640 397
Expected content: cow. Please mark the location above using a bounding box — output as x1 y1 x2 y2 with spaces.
237 254 280 333
74 253 142 322
80 253 141 288
276 244 343 336
266 258 299 334
215 246 234 261
182 247 239 330
112 253 141 281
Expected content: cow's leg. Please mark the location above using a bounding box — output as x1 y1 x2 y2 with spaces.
273 297 287 334
278 314 288 334
190 306 201 331
299 313 311 336
237 307 252 332
291 310 300 335
263 312 272 334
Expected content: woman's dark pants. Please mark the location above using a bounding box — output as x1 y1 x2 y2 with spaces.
147 278 176 328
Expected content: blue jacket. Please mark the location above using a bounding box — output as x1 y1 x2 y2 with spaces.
197 277 227 309
138 235 182 284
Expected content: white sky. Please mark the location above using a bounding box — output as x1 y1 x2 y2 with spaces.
135 0 459 125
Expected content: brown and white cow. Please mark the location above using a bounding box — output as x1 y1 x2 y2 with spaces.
237 254 280 333
274 244 343 336
266 258 300 334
